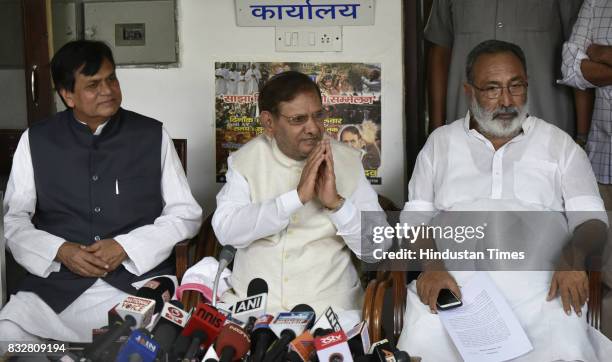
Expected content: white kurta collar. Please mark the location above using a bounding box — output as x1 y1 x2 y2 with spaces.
267 135 306 169
75 118 110 136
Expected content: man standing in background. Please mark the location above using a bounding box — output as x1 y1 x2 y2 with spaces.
425 0 590 139
559 0 612 339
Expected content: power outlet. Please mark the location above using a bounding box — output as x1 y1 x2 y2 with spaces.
276 26 342 52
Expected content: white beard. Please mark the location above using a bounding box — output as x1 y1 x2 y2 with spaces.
470 95 528 138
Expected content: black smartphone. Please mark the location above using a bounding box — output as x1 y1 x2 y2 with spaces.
436 289 462 310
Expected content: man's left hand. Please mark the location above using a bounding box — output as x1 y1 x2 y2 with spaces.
82 239 128 272
547 270 589 317
316 140 342 209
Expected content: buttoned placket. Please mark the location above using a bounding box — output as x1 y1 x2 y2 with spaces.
468 128 526 200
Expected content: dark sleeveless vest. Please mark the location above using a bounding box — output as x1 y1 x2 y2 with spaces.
20 108 173 313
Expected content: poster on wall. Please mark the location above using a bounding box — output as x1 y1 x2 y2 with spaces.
215 61 382 184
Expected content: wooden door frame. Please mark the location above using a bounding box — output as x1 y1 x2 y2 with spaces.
402 0 427 191
22 0 54 125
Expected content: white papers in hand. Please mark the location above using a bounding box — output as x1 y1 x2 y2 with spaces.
438 272 533 362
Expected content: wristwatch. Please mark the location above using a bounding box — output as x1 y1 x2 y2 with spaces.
326 195 346 212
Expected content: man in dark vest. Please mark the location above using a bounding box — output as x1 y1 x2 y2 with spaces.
0 40 202 347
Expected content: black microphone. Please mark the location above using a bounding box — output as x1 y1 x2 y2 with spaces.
233 278 269 324
249 314 276 362
263 304 315 362
136 277 176 314
84 278 175 361
247 278 268 296
84 315 137 361
151 300 189 355
346 321 370 358
183 329 207 360
170 334 191 361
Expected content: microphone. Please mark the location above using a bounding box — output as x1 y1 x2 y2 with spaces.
136 277 176 314
310 306 342 336
213 246 236 306
287 330 316 362
183 329 207 360
369 340 411 362
151 300 189 355
314 330 354 362
114 295 155 331
214 323 251 362
232 278 268 324
84 279 173 361
116 329 160 362
247 278 268 296
264 305 315 362
346 321 370 358
249 314 276 362
169 334 191 361
181 302 227 348
84 315 137 361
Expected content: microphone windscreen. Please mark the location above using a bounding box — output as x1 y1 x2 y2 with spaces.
291 304 316 329
247 278 268 296
136 277 175 314
291 304 314 313
313 328 334 338
170 334 191 359
184 329 208 359
170 299 184 309
218 246 237 264
215 323 251 361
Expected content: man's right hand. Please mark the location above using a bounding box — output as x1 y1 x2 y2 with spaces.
297 141 325 204
416 270 462 313
56 241 109 278
587 43 612 67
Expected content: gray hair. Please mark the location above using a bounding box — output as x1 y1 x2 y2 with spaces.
465 40 527 84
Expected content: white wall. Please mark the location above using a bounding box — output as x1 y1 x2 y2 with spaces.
117 0 405 215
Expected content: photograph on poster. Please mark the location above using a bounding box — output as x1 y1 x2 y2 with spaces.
214 61 382 184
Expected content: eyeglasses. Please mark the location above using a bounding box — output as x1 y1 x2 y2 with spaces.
470 82 528 99
278 110 327 125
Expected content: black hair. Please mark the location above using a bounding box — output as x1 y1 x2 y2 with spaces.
50 40 116 94
465 40 527 83
258 71 322 115
340 125 362 138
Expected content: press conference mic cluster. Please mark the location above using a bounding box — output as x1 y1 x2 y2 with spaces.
60 271 412 362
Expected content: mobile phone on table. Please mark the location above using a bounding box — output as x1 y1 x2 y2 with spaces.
436 288 462 310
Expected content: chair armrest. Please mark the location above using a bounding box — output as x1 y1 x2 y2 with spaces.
363 278 379 337
362 271 407 344
175 237 198 283
588 256 603 330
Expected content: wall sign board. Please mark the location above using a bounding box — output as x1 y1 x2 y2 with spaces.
235 0 374 27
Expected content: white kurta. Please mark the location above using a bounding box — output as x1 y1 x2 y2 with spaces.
215 68 228 95
0 121 202 343
212 136 385 314
397 114 612 361
245 68 261 94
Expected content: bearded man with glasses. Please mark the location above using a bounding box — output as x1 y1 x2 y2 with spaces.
397 40 611 360
212 71 384 315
